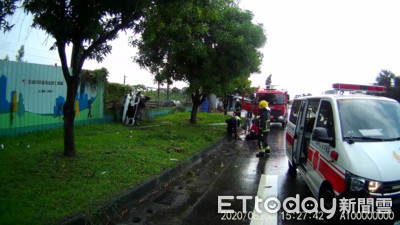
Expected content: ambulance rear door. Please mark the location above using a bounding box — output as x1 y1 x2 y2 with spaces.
291 98 321 167
293 99 308 165
287 99 308 166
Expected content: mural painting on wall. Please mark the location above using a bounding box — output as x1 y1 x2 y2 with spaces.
0 60 102 131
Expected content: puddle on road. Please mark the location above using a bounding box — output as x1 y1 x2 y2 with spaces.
153 190 184 206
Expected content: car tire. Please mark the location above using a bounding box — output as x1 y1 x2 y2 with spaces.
318 183 335 211
288 160 297 175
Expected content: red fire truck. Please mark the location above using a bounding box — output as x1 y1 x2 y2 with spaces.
242 87 289 127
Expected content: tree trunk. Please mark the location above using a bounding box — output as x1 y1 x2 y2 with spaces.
63 82 79 157
190 92 206 124
223 94 229 115
60 41 85 157
157 82 160 100
190 101 200 124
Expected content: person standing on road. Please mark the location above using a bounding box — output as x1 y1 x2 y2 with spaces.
244 111 253 135
234 98 242 117
226 116 241 140
256 100 270 157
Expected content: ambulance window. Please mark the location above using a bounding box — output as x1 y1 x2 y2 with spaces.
316 101 335 138
338 99 400 140
304 99 320 132
289 100 301 124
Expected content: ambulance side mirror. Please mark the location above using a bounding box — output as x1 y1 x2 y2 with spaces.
312 127 335 147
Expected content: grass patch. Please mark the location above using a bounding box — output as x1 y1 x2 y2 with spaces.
0 112 229 225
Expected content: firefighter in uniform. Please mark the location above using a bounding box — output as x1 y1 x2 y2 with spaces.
226 116 241 140
256 100 270 157
234 98 242 117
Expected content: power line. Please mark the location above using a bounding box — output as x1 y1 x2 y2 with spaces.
24 53 60 62
0 47 61 62
0 40 56 55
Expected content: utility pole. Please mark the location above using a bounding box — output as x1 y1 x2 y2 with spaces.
157 82 160 100
167 83 170 101
124 75 126 85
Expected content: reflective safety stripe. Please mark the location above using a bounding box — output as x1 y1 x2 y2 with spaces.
318 155 346 194
260 138 265 152
308 145 346 196
286 131 294 147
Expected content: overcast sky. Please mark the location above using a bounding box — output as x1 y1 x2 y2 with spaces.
2 1 400 96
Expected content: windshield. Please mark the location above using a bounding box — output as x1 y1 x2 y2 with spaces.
338 98 400 140
258 93 285 105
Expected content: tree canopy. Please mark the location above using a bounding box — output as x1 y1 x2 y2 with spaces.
0 0 18 32
375 70 395 88
16 45 24 61
375 69 400 102
20 0 150 156
135 0 266 123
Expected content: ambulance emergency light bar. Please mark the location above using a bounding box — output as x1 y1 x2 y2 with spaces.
332 83 387 93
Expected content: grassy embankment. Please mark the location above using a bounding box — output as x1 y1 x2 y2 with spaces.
0 112 229 224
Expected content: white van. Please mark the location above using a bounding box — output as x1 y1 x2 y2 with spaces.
286 84 400 210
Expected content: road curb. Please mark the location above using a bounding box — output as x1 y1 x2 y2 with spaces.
60 136 226 225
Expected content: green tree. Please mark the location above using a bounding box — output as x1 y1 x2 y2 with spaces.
216 76 253 114
170 87 181 101
81 67 109 90
135 0 266 123
104 82 131 120
393 77 400 102
132 84 148 93
3 55 9 60
375 69 400 102
15 45 24 61
375 69 395 88
0 0 18 32
21 0 150 156
394 77 400 88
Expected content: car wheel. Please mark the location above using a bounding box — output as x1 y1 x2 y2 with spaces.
288 160 296 175
319 184 335 210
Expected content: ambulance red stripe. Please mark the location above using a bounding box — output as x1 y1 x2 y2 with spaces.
307 147 314 164
309 145 345 176
308 145 346 196
286 131 294 147
318 156 346 194
319 154 345 176
313 150 319 170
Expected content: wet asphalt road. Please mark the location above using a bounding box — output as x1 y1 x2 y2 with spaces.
112 123 399 225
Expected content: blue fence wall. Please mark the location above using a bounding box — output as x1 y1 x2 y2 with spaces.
0 60 104 137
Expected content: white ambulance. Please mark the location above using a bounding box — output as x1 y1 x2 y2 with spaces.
286 83 400 210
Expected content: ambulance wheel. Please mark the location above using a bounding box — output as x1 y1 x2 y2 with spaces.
318 183 334 210
288 160 296 175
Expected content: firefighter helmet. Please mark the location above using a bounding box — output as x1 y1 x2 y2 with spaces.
259 100 268 109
